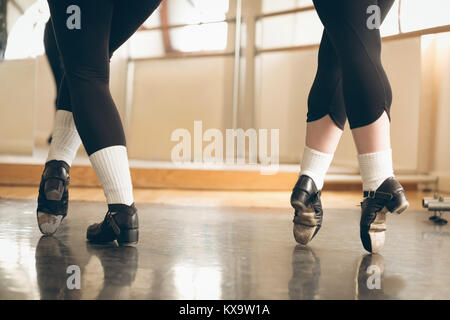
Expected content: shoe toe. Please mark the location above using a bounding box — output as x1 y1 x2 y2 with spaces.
37 212 63 236
293 224 317 245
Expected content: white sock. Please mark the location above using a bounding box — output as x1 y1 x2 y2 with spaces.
358 149 394 191
89 146 134 205
47 110 82 166
300 146 334 190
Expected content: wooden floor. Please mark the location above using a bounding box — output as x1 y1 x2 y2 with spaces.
0 186 439 210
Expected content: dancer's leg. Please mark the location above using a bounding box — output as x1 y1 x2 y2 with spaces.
291 31 344 245
85 0 161 244
43 0 161 243
44 18 64 111
313 0 408 253
38 19 81 235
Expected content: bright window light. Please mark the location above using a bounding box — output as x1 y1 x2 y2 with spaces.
171 22 228 52
400 0 450 32
380 1 400 37
262 0 313 14
257 11 323 49
129 30 165 59
169 0 229 52
130 0 230 57
168 0 229 25
5 0 49 60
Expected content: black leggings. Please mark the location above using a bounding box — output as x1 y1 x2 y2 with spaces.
307 0 395 130
44 18 64 110
47 0 161 155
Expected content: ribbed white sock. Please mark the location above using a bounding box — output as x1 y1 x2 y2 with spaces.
47 110 82 166
358 149 394 191
300 146 334 190
89 146 134 205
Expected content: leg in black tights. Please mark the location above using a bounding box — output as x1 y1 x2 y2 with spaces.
47 0 161 155
292 0 406 250
44 18 64 111
308 0 395 130
307 0 409 254
39 0 162 241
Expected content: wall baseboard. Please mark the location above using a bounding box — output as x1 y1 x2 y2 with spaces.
0 163 431 191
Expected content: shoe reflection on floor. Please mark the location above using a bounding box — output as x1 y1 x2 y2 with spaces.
355 254 406 300
288 245 321 300
35 236 81 300
86 243 138 299
35 236 138 300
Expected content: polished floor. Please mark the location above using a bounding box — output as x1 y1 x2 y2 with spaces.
0 198 449 300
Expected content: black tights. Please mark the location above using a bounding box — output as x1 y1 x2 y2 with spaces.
308 0 395 130
44 19 64 110
47 0 162 155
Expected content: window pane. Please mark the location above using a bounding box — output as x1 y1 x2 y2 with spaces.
5 0 49 60
165 0 230 53
168 0 229 25
129 30 164 59
401 0 450 32
262 0 313 14
380 0 399 37
170 22 229 52
256 11 323 49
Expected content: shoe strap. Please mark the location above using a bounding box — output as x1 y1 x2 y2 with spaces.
363 190 393 201
105 212 121 236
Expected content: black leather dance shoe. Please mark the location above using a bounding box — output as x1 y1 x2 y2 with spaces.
37 160 70 235
290 175 323 245
360 177 409 253
87 203 139 245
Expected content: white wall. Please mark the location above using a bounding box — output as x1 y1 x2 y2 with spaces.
127 56 233 161
0 58 35 154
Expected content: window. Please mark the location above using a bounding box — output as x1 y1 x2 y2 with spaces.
400 0 450 32
5 0 450 59
256 0 450 51
5 0 49 60
262 0 313 14
5 0 231 60
129 0 230 59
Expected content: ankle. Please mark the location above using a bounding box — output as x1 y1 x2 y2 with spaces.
300 146 334 190
358 149 394 191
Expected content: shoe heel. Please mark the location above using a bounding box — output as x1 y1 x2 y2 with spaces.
117 228 139 246
387 193 409 214
44 178 64 201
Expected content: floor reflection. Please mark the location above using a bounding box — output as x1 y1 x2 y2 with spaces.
35 236 81 300
355 254 386 300
289 245 321 300
35 236 139 300
355 254 406 300
0 199 449 299
86 244 138 299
